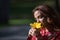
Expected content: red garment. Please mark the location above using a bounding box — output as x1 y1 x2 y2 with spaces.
27 28 60 40
54 31 60 40
27 35 36 40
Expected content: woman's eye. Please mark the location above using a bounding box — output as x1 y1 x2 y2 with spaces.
38 16 43 18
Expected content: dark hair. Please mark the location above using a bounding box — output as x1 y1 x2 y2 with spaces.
33 4 60 29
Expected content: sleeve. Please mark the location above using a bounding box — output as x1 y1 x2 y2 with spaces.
27 35 37 40
27 28 37 40
56 35 60 40
51 31 60 40
27 35 32 40
55 32 60 40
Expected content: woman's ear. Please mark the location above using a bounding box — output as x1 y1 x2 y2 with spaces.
47 17 52 23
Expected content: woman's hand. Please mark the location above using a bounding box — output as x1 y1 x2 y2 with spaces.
28 28 44 40
28 28 36 36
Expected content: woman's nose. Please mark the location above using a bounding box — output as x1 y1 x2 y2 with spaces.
39 19 43 22
36 19 39 22
39 18 44 22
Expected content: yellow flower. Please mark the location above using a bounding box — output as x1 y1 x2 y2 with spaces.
30 22 42 29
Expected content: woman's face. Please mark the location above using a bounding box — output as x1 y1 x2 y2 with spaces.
34 10 45 23
34 10 52 24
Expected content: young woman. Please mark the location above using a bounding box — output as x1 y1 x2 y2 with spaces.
27 4 60 40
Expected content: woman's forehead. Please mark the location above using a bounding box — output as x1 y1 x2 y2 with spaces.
34 11 40 16
34 10 47 17
34 11 40 15
34 10 45 16
33 11 40 18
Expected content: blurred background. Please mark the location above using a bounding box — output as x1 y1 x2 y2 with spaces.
0 0 60 40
